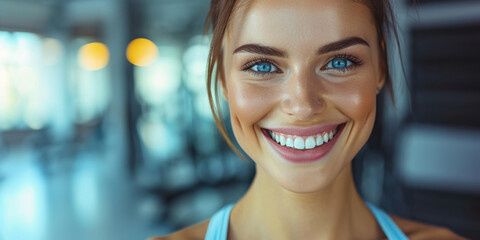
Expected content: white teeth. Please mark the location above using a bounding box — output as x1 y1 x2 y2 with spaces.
305 136 316 149
286 137 294 147
316 135 324 146
293 137 305 150
280 135 286 146
268 126 340 150
323 133 329 143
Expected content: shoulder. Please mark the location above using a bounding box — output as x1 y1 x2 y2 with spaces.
147 220 210 240
391 215 469 240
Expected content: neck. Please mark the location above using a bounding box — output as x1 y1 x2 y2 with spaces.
229 163 382 240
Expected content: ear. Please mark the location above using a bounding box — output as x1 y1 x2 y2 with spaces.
377 70 385 94
377 37 387 94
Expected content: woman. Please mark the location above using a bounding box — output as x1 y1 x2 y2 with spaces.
152 0 467 239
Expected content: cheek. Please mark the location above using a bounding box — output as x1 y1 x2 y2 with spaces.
327 72 378 122
328 75 378 158
227 80 279 132
340 85 376 121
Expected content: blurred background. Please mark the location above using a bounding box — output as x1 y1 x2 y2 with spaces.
0 0 479 239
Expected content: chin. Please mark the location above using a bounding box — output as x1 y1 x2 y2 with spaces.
260 155 349 194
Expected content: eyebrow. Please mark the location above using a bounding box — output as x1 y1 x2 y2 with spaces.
233 36 369 57
317 37 369 55
233 44 286 57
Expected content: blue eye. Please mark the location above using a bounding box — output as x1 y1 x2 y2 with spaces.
325 58 352 69
250 62 277 73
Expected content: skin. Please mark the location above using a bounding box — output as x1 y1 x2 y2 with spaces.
150 0 468 239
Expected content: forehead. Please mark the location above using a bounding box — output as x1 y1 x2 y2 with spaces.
227 0 376 50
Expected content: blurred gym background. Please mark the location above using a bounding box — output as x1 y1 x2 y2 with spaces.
0 0 479 239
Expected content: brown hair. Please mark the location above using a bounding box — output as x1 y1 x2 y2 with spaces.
204 0 402 159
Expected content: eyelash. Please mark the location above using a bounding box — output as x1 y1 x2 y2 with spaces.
322 53 364 73
241 57 280 77
241 54 364 77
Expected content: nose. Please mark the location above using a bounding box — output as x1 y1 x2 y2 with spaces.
280 72 325 121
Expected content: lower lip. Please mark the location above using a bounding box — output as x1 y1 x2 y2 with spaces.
262 124 345 164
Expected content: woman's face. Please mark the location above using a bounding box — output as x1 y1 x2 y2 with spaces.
222 0 384 193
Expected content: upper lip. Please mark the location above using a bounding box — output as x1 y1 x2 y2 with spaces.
263 122 345 136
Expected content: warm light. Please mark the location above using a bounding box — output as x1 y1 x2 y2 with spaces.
78 42 109 71
126 38 158 66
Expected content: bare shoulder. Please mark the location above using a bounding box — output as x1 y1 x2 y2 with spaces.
147 220 210 240
391 215 470 240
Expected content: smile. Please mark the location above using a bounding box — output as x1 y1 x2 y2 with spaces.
268 128 337 150
261 123 346 163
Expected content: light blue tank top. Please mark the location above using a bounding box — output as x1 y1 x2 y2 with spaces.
204 202 409 240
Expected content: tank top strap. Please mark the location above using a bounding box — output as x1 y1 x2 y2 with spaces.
204 202 408 240
204 203 234 240
366 202 410 240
